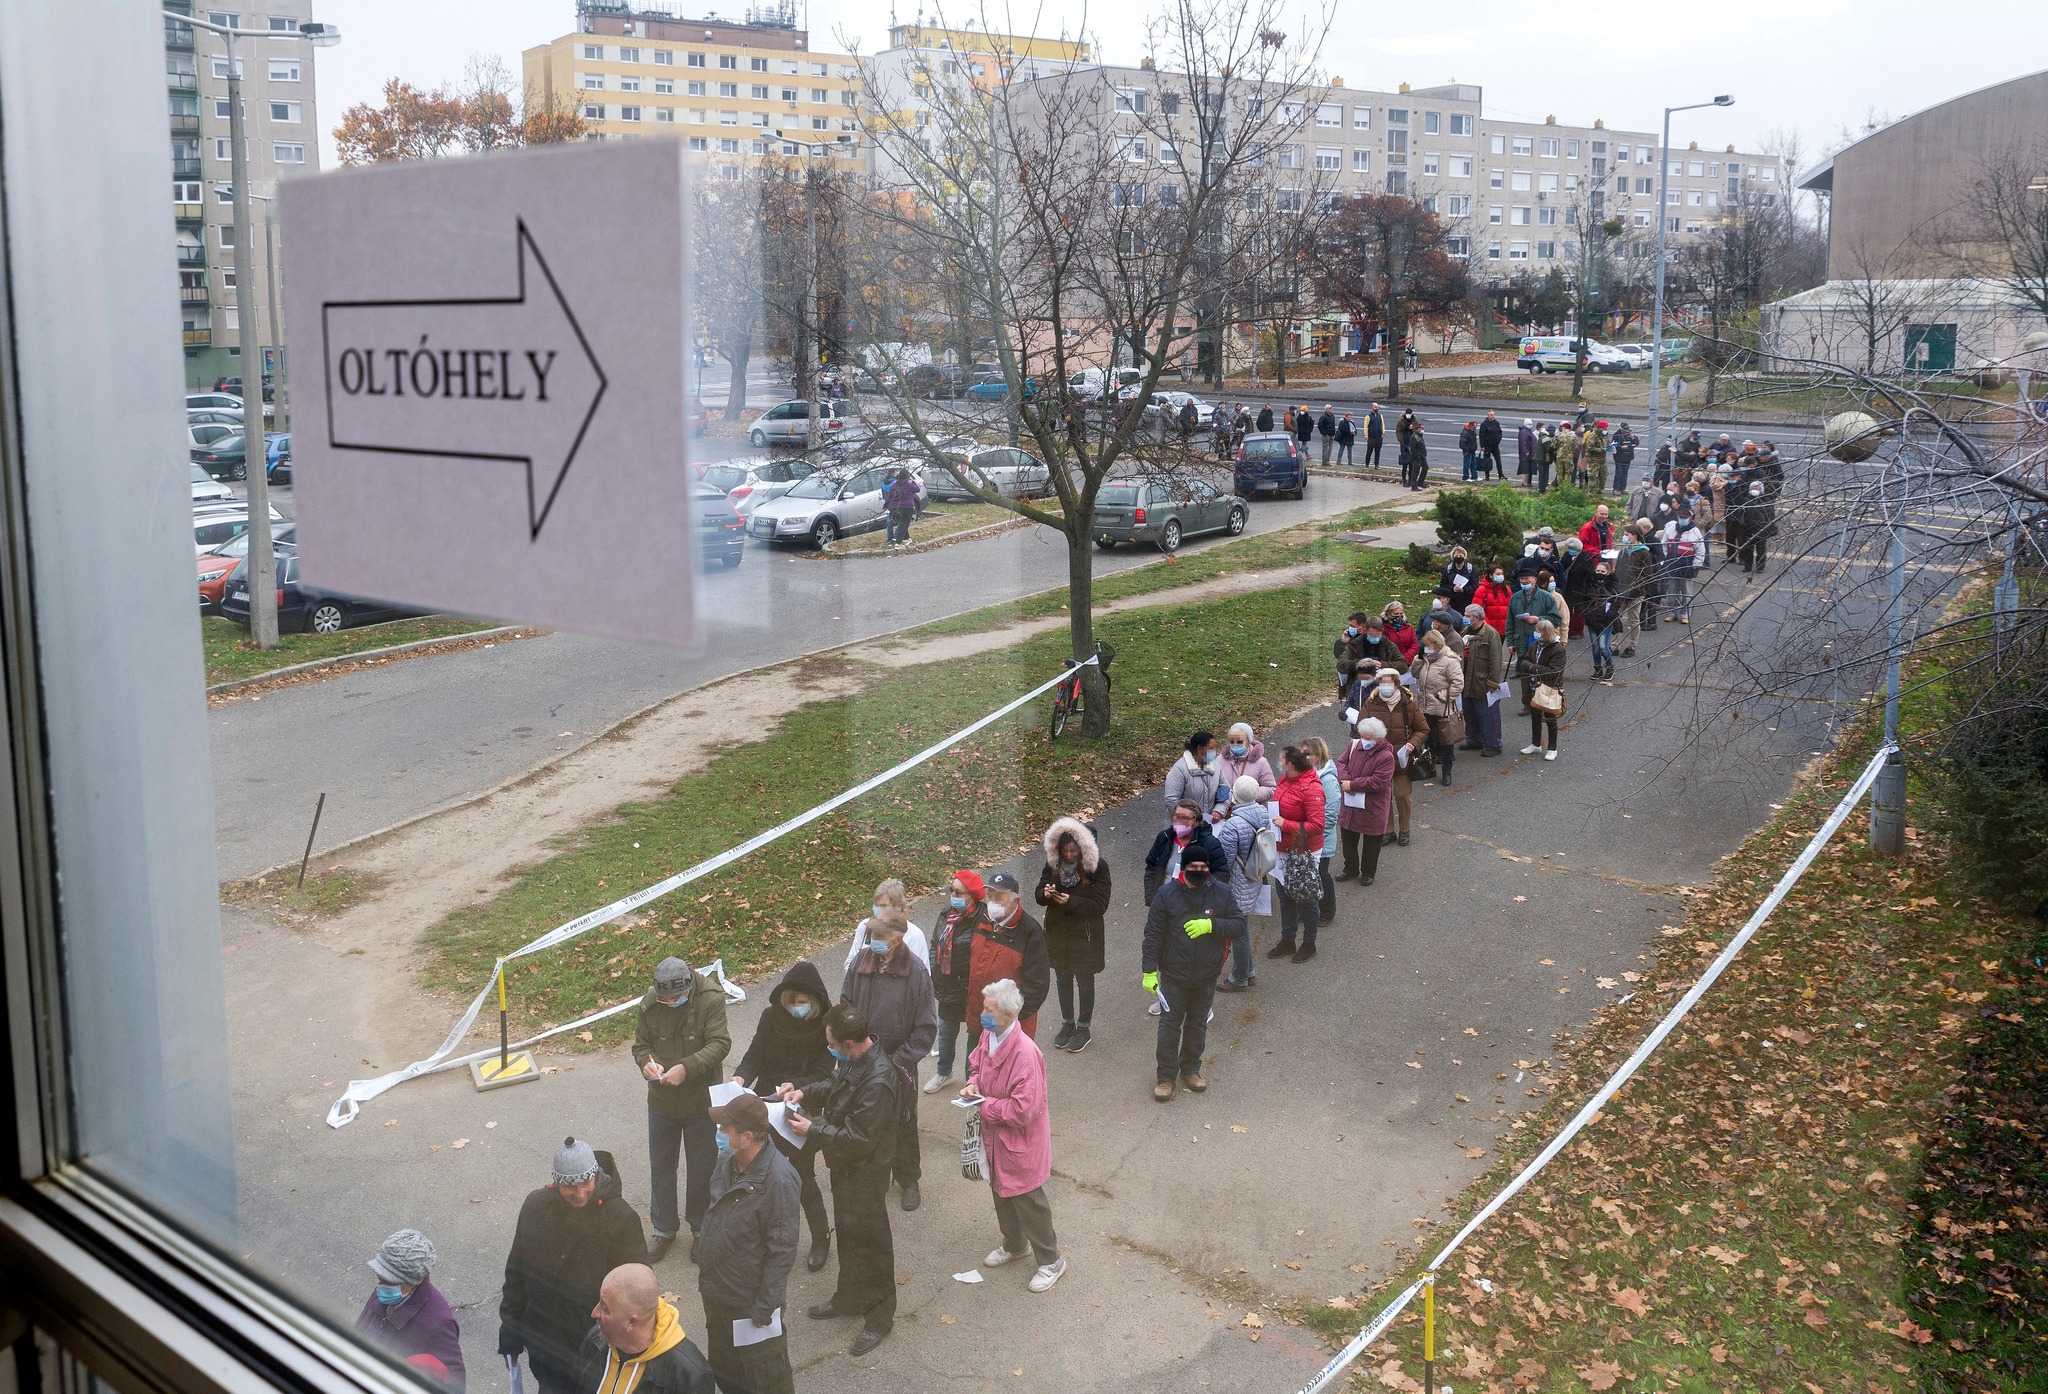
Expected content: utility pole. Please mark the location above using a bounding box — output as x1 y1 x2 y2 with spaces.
263 202 285 433
1647 95 1732 470
178 12 339 649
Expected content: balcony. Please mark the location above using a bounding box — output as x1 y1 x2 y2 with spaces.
182 328 212 347
169 113 199 136
171 156 201 179
164 21 194 50
177 244 205 267
166 68 197 93
174 202 204 225
180 285 208 304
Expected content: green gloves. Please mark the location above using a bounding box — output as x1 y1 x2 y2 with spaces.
1142 971 1159 994
1183 917 1214 939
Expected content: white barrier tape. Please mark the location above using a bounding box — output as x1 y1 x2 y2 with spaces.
1296 743 1897 1394
326 656 1096 1127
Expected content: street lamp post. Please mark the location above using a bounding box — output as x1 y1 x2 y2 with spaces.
173 11 339 650
775 132 844 455
1646 94 1732 472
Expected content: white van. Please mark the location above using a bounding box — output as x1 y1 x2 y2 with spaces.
1066 366 1145 400
1518 336 1630 374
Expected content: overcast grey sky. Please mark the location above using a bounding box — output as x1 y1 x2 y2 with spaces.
314 0 2047 186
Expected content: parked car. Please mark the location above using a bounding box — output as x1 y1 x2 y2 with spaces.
185 392 244 413
1610 343 1655 370
687 399 710 436
1092 478 1248 552
190 463 234 506
194 432 290 481
188 421 238 453
265 433 292 485
924 445 1050 501
906 363 969 400
1233 431 1308 499
1517 336 1632 374
966 374 1037 402
747 398 863 448
188 407 243 428
744 464 896 548
214 374 273 403
192 503 286 555
218 544 423 634
693 484 746 568
1067 366 1145 401
197 522 297 610
696 455 820 518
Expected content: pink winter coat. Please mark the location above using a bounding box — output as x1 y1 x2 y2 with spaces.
1272 768 1327 855
967 1024 1053 1199
1333 738 1397 837
1214 738 1277 807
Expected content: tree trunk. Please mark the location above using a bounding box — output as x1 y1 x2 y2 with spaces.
1274 321 1289 388
1385 303 1402 399
1065 515 1112 738
1705 295 1720 407
722 339 752 420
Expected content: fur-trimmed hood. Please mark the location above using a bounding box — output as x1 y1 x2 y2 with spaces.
1042 816 1099 872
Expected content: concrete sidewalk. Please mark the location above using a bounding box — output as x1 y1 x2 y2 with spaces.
222 560 1831 1391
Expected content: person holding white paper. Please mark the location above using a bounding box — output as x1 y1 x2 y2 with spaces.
962 979 1065 1293
1460 605 1506 758
695 1092 800 1394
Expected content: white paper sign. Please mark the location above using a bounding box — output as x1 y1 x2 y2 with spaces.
732 1311 783 1347
281 140 698 646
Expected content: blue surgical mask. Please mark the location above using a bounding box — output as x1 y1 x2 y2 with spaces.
980 1013 999 1031
828 1045 849 1061
375 1284 406 1307
1203 751 1218 766
868 938 891 957
1228 743 1247 756
871 904 887 920
787 1001 813 1020
949 894 968 911
715 1130 732 1155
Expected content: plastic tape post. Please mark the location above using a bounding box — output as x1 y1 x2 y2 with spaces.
325 658 1094 1127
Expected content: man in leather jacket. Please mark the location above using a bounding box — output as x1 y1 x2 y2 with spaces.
786 1003 900 1356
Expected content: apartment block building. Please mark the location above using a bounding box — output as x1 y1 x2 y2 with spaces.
165 0 321 391
1014 66 1782 275
523 1 865 178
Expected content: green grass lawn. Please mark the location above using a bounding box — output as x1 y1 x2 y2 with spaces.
828 502 1031 555
418 527 1419 1038
203 614 503 687
1301 711 2045 1392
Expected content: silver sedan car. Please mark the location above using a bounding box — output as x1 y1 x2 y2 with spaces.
924 445 1051 501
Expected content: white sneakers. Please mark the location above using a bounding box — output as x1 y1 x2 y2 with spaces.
923 1072 952 1094
985 1248 1067 1292
1521 744 1542 755
1544 750 1558 761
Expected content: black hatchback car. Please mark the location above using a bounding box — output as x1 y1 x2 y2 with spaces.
217 545 424 634
694 484 746 568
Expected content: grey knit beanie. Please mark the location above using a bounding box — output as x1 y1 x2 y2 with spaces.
368 1228 435 1286
552 1135 600 1186
653 956 693 999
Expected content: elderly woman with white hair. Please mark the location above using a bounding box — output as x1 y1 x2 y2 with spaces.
1211 774 1273 990
355 1228 466 1386
1333 717 1397 886
1210 722 1275 822
961 978 1065 1293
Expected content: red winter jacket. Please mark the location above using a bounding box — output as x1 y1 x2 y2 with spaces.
1383 619 1420 664
1271 768 1327 855
1577 518 1614 555
1475 577 1515 635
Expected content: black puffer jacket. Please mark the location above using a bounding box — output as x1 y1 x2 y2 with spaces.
800 1047 899 1175
497 1154 646 1373
1035 817 1113 976
928 899 988 1020
734 959 835 1092
1142 824 1229 904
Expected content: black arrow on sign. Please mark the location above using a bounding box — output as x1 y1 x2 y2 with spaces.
321 219 607 539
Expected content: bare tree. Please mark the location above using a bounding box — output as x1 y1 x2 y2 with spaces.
1306 193 1467 400
1942 142 2048 327
1821 233 1946 374
842 0 1336 736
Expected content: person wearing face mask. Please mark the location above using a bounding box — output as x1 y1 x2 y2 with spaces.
843 878 929 976
1542 567 1573 647
1475 563 1514 637
1514 527 1558 585
967 872 1051 1052
1300 736 1342 925
1506 570 1561 673
1659 507 1706 623
633 958 732 1265
1356 670 1427 846
696 1093 801 1394
923 870 988 1095
499 1138 646 1394
1380 602 1419 665
1410 630 1466 787
1614 521 1657 656
784 1004 900 1357
1333 717 1396 884
1582 560 1621 681
357 1229 465 1388
1163 730 1222 823
1144 798 1229 908
1460 603 1506 757
1517 417 1539 487
732 960 837 1273
1140 851 1244 1101
1266 746 1328 962
1212 722 1277 819
961 978 1065 1292
1521 618 1566 760
1333 613 1375 698
1035 818 1112 1053
1211 775 1273 990
834 909 936 1213
1436 546 1478 607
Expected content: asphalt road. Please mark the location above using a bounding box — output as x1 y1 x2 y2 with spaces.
209 465 1407 879
221 541 1844 1393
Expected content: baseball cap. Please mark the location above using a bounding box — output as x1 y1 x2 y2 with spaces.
707 1091 772 1137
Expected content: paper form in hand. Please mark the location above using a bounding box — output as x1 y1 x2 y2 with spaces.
733 1310 782 1347
707 1081 748 1108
